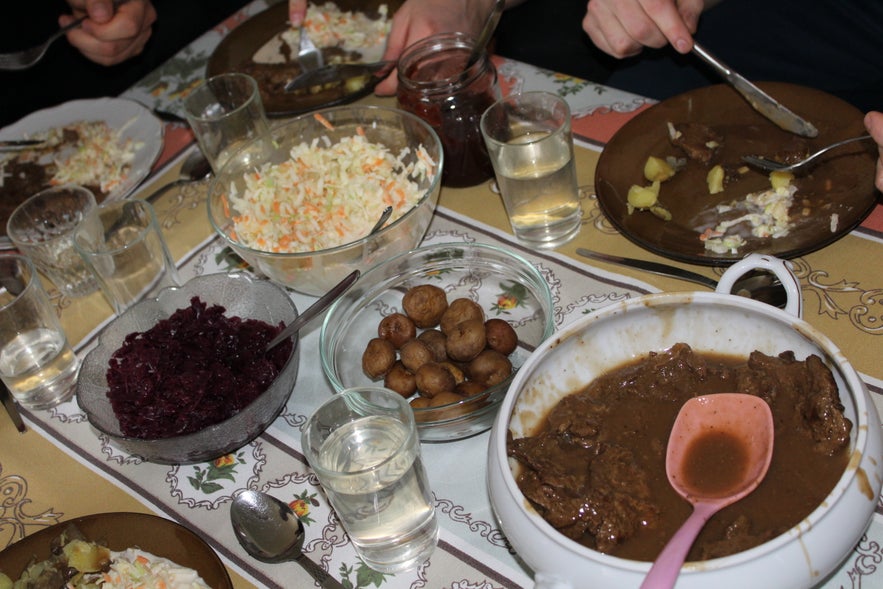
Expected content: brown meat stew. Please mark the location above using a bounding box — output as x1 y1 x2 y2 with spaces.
508 343 851 562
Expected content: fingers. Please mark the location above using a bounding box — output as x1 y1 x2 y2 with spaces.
375 0 493 95
583 0 698 59
63 0 157 65
865 111 883 192
289 0 308 27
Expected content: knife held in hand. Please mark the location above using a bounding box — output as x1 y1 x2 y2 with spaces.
692 42 818 138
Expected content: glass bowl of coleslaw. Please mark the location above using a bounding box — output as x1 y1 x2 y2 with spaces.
207 104 444 296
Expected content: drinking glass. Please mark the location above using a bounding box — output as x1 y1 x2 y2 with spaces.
6 184 99 298
183 72 271 173
480 91 582 248
301 387 439 573
74 200 181 315
0 253 79 409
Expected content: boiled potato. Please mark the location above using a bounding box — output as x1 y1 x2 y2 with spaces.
643 155 676 182
627 180 661 210
63 539 111 573
706 164 725 194
770 170 794 190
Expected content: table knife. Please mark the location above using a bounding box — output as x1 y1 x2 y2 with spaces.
691 42 818 138
575 248 719 289
0 381 26 433
0 138 47 151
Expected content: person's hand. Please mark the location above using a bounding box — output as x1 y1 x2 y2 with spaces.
288 0 498 95
865 111 883 192
289 0 307 27
582 0 705 58
375 0 498 95
61 0 157 66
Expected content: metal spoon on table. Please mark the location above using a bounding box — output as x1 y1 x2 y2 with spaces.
145 149 212 203
575 248 788 308
231 490 345 589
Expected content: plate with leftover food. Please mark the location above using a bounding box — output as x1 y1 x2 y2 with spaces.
594 82 877 265
0 97 164 248
0 512 233 589
206 0 400 117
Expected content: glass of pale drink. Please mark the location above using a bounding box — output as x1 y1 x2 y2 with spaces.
0 254 79 409
480 91 582 248
301 387 439 573
74 199 181 316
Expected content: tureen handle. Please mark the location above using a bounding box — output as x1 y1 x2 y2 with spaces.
716 253 802 318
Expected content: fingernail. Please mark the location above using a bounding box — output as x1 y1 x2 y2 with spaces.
675 38 692 53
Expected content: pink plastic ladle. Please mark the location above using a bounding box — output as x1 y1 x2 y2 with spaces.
640 393 774 589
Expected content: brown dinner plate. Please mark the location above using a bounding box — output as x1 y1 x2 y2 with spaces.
594 82 877 265
0 512 232 588
206 0 401 117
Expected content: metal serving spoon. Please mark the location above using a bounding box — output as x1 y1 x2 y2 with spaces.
464 0 505 72
641 393 774 589
264 269 360 351
575 249 787 308
369 206 393 235
231 490 345 589
742 134 874 174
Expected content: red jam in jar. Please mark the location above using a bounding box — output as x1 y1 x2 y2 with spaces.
397 32 501 188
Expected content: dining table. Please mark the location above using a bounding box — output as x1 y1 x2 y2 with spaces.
2 1 882 588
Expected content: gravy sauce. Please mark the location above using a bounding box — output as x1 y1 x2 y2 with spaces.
508 343 851 562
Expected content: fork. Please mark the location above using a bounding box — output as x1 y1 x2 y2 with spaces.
297 23 323 73
0 0 127 71
742 134 874 174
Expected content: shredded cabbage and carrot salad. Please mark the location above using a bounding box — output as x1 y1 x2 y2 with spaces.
700 184 797 254
49 120 138 194
0 540 210 589
279 2 391 62
8 120 139 195
225 118 435 253
94 548 211 589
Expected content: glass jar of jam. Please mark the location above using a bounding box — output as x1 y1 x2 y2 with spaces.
397 32 501 188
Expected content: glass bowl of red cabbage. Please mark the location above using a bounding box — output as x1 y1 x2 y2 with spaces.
76 272 300 464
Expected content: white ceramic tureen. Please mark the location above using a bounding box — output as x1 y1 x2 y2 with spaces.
487 254 883 589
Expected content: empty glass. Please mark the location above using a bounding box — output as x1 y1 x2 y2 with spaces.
183 72 271 173
6 184 99 298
